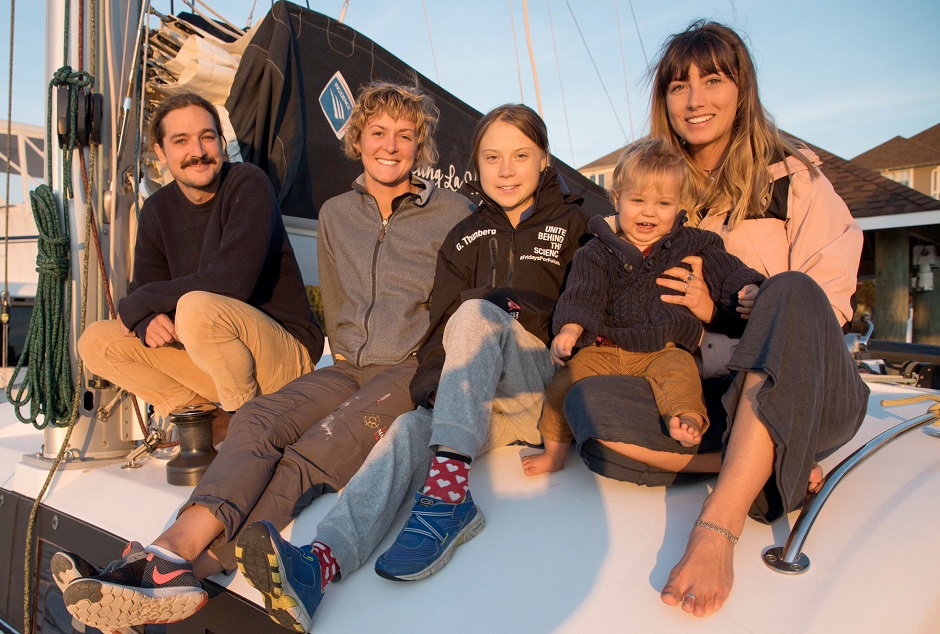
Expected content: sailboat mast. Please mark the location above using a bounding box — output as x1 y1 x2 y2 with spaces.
35 0 140 462
521 0 543 116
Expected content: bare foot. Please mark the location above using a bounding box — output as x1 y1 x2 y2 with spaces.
660 523 735 617
668 413 704 448
521 450 566 476
807 463 824 494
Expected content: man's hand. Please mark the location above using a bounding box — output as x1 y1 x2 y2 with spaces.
145 314 179 348
117 313 136 338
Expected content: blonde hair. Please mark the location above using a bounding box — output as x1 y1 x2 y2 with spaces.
650 20 816 227
344 81 440 169
610 137 696 211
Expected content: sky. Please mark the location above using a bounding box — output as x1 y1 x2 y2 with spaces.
1 0 938 170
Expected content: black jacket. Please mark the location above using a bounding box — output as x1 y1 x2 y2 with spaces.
410 167 591 407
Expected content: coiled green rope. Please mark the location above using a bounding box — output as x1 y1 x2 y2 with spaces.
5 185 75 427
5 65 92 428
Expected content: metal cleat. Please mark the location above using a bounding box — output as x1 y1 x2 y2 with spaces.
122 428 167 469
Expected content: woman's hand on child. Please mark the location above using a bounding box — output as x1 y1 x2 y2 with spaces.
657 255 715 323
737 284 759 319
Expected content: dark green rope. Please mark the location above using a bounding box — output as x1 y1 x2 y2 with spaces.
6 64 93 428
6 185 74 427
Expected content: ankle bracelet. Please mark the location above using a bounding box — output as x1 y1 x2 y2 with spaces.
693 519 739 544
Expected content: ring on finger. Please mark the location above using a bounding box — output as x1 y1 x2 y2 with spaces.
683 593 696 602
687 272 695 282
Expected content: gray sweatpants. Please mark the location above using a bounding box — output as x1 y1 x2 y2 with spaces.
316 299 555 577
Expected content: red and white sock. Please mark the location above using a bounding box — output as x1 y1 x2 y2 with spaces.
311 541 338 589
422 452 472 503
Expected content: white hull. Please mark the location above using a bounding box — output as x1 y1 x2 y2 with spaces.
3 379 939 633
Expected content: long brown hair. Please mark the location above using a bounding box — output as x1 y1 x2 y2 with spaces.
469 104 549 173
650 20 816 227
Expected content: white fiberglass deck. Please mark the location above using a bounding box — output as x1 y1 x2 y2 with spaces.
2 381 939 633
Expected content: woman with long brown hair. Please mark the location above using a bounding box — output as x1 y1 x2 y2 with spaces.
565 20 868 617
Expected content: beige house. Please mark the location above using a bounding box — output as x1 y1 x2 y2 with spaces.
853 123 940 200
578 146 621 192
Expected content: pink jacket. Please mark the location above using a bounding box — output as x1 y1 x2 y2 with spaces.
697 150 863 378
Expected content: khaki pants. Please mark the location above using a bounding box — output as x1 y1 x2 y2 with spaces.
539 343 707 444
78 291 314 416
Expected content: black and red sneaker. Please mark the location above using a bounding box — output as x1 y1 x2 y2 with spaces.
51 550 104 592
62 541 207 631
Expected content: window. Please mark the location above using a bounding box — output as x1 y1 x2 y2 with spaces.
884 168 912 188
598 173 605 189
931 166 940 200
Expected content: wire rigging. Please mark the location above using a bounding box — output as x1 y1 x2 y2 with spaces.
508 0 525 102
3 0 15 371
627 0 647 67
545 0 575 166
562 0 627 142
614 0 635 141
421 0 440 84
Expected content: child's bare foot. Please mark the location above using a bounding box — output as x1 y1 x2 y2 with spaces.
668 413 704 448
807 463 824 494
660 522 735 617
521 450 566 476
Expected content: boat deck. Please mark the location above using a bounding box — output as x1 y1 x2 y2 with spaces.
2 380 939 633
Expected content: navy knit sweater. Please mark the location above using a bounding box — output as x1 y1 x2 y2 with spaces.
552 212 765 353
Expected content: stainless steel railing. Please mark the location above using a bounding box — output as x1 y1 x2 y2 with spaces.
762 394 940 574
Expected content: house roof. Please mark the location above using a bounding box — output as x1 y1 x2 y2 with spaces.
909 122 940 150
851 135 940 171
579 146 623 171
576 132 939 219
804 139 939 218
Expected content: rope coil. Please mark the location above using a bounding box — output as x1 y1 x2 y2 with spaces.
5 183 76 428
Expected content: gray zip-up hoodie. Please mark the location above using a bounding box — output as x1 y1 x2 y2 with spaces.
318 174 471 367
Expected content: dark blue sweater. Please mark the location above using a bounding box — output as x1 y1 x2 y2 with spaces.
553 212 765 353
118 162 324 361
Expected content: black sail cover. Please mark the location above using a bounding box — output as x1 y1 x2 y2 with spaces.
226 1 612 220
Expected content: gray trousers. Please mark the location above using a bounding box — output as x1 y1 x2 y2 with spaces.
181 358 418 570
317 299 555 577
566 271 870 523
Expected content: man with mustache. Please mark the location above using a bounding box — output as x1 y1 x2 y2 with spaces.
78 93 323 443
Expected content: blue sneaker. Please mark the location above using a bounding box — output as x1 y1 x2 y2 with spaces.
374 491 485 581
235 520 323 633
